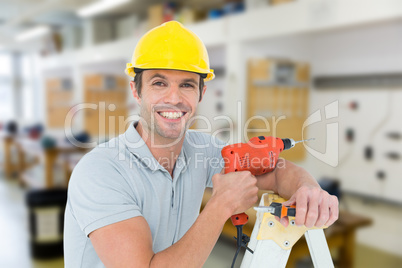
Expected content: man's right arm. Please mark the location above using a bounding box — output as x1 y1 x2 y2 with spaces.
89 170 258 268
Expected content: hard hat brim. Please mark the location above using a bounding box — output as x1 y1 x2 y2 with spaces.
125 63 215 82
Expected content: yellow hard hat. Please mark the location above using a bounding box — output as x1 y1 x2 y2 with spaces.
125 21 214 82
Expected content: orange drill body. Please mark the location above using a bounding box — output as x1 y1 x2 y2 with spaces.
222 136 285 176
221 136 287 226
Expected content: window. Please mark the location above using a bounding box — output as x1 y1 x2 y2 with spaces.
21 54 35 120
0 53 13 120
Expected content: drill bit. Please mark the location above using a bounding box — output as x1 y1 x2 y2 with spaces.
294 138 315 144
282 138 315 150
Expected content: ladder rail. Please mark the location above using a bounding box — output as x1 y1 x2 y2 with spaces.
305 229 334 268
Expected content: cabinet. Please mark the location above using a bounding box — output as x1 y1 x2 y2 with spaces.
46 78 73 128
83 74 128 137
246 58 309 161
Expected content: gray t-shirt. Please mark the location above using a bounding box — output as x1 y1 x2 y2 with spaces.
64 122 226 267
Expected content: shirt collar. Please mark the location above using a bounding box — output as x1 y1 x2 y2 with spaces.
122 121 189 173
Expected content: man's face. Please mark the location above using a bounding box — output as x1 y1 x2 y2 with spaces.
131 69 206 142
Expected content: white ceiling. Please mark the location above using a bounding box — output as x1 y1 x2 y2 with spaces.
0 0 91 45
0 0 224 51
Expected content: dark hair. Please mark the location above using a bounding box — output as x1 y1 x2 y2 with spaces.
133 71 205 101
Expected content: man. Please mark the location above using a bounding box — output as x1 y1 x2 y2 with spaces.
64 21 338 267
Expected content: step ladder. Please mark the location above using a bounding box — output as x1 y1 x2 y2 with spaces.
240 193 334 268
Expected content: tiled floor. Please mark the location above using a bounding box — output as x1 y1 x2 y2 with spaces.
0 175 31 268
2 174 402 268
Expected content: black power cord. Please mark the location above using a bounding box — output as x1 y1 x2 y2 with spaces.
231 225 254 268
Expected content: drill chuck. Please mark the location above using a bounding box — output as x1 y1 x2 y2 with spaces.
281 138 295 150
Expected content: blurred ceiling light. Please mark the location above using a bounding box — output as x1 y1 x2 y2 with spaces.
16 25 51 42
77 0 132 18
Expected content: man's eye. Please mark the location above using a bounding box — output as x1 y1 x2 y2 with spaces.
182 83 195 88
153 82 165 86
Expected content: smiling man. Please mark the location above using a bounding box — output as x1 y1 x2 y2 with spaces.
64 21 338 268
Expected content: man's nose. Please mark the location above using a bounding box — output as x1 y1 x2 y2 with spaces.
163 85 182 104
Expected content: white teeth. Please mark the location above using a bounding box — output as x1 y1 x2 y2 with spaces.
159 111 184 119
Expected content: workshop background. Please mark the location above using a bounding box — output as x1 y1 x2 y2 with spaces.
1 0 402 267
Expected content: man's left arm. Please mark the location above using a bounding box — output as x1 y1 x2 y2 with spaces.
255 158 339 228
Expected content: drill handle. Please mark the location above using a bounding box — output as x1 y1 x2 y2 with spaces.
231 212 249 226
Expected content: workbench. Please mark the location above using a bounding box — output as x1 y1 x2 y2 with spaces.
15 136 90 189
2 134 18 177
1 133 35 178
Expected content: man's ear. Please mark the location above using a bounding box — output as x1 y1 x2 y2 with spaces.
130 81 141 105
199 85 207 102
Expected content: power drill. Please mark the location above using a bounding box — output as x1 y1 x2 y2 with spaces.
221 136 313 267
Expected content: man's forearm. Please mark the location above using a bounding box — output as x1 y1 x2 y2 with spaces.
90 194 233 268
273 159 320 199
150 196 230 268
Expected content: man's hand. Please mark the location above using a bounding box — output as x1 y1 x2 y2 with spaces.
255 159 339 228
211 170 259 216
279 185 339 228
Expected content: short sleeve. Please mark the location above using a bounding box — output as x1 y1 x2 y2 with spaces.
206 135 227 188
67 152 142 236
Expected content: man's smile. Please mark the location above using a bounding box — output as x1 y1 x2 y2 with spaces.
157 111 187 120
